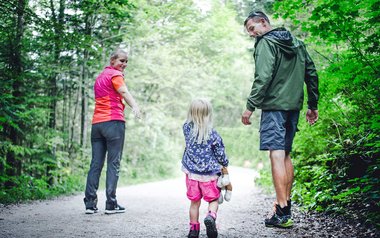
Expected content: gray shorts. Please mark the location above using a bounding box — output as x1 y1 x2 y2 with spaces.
259 110 300 152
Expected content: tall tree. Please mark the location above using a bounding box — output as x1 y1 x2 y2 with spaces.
2 0 28 183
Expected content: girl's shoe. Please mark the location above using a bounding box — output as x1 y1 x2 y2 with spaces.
204 215 218 238
187 229 199 238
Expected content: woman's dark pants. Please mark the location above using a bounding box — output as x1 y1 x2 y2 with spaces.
84 121 125 208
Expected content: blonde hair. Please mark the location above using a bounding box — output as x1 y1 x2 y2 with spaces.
110 49 128 61
186 98 213 144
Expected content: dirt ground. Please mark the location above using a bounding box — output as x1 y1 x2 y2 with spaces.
0 166 378 238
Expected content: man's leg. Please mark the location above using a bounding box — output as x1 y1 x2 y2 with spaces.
284 151 294 201
284 110 299 202
264 111 296 228
266 149 294 228
270 150 288 208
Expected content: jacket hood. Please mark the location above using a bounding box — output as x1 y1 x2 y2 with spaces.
256 27 300 57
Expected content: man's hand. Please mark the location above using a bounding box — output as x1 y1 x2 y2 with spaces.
241 110 253 125
306 109 318 125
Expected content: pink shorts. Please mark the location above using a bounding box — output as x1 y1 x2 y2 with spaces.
186 175 220 202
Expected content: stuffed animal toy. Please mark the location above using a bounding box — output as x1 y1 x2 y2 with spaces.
217 167 232 204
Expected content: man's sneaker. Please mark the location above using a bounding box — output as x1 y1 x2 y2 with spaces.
265 204 293 228
204 215 218 238
105 204 126 214
187 229 200 238
265 213 293 228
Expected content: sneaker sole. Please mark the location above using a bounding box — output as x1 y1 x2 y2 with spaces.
265 219 294 229
275 219 294 228
105 210 126 214
204 216 218 238
85 209 98 214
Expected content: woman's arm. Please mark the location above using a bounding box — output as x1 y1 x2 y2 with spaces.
117 85 141 118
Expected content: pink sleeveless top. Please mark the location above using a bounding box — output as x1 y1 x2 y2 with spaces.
92 66 126 124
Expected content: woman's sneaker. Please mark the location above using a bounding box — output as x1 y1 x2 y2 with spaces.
204 215 218 238
105 203 126 214
84 197 98 214
85 206 99 214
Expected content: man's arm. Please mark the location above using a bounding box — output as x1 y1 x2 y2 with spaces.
246 39 276 111
242 39 276 125
304 46 319 124
304 48 319 110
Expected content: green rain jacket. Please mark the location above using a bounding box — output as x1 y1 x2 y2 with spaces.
246 27 319 112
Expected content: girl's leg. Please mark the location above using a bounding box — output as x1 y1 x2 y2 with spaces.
189 200 201 222
205 199 219 238
188 200 201 237
208 199 218 214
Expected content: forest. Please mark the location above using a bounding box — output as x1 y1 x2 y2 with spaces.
0 0 379 228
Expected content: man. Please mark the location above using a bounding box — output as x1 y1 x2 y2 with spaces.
241 11 319 228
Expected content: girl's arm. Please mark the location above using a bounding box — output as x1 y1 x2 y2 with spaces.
211 132 229 167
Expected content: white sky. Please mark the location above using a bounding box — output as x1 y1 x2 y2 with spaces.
193 0 212 14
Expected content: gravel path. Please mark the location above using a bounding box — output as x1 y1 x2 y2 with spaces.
0 166 378 237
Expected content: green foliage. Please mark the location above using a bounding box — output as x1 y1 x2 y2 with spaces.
0 0 136 203
274 0 380 227
4 1 378 230
1 0 259 204
120 0 258 182
0 174 83 203
219 126 267 167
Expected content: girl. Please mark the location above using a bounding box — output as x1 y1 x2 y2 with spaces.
84 49 140 214
182 98 229 238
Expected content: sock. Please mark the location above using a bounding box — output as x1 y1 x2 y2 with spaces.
287 199 292 215
208 211 217 220
276 204 291 216
190 222 200 231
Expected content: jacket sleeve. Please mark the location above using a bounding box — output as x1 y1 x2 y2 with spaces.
304 46 319 110
211 132 229 167
246 38 277 111
183 123 191 146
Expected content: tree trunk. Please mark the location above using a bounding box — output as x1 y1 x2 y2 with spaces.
80 57 89 148
5 0 27 186
46 0 66 185
80 15 94 148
